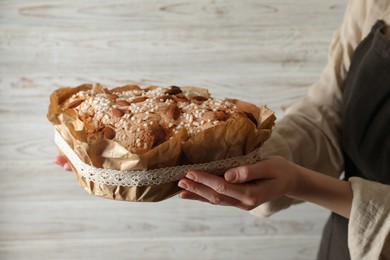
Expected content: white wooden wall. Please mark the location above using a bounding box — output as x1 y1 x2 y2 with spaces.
0 1 346 259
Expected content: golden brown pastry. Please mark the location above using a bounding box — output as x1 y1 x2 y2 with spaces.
47 83 275 202
61 84 260 154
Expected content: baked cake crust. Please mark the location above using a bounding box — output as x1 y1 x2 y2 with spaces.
61 83 259 154
48 83 275 202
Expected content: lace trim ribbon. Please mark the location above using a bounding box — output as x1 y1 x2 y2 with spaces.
54 130 262 187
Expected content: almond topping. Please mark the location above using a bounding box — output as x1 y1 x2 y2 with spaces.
131 96 148 103
67 99 83 109
165 86 182 95
167 104 180 120
107 94 118 100
112 108 125 118
104 127 116 140
116 100 131 106
215 111 228 121
174 93 188 102
192 96 208 102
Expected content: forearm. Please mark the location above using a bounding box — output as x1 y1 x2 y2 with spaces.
288 164 353 219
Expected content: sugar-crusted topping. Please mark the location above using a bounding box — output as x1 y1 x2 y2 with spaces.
67 86 241 154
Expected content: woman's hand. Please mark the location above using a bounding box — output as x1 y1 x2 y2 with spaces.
178 156 299 211
53 155 72 171
178 156 353 218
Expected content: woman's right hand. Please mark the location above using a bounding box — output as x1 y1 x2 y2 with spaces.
178 156 353 218
53 155 72 171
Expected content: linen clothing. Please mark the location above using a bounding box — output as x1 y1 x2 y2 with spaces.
249 0 390 259
318 19 390 260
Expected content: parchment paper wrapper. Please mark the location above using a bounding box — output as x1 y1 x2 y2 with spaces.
47 84 276 202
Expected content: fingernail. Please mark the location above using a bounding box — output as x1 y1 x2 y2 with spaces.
186 172 195 180
178 180 188 190
53 158 61 165
63 163 72 171
54 162 61 166
225 170 236 182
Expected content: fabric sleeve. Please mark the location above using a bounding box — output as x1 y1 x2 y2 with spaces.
250 0 366 217
348 177 390 259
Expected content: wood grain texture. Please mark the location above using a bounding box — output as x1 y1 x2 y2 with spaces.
0 199 328 239
0 0 347 259
1 236 322 260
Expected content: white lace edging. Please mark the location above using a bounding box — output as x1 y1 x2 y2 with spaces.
54 130 262 187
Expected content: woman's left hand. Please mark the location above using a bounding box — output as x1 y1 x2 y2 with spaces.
53 155 73 171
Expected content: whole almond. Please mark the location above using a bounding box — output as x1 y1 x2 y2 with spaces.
107 93 118 100
104 127 116 140
215 111 228 121
192 95 208 102
165 86 182 95
167 104 180 120
174 93 188 102
116 100 131 106
112 108 125 118
131 96 148 103
67 99 83 109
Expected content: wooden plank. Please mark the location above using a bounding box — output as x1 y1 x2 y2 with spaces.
0 236 323 260
0 29 333 68
0 119 56 162
0 76 310 118
0 199 328 240
0 27 334 92
0 0 345 30
0 0 345 90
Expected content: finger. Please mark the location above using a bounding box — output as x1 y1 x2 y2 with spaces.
185 170 268 206
178 177 224 204
185 170 247 198
178 178 244 207
53 155 68 166
178 190 210 203
185 170 237 196
183 171 263 207
224 161 270 184
63 162 72 172
179 190 253 211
